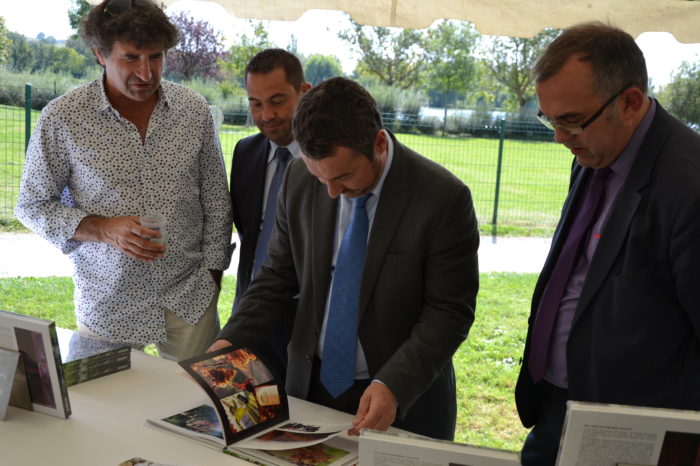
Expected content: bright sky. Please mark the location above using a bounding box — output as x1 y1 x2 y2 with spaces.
2 0 700 88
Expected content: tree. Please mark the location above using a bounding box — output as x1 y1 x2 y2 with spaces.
29 40 57 73
338 17 426 89
51 47 87 77
424 20 479 131
68 0 91 35
0 17 10 64
165 11 227 81
67 0 105 74
659 60 700 128
304 54 343 85
223 21 275 85
7 31 34 71
481 29 560 113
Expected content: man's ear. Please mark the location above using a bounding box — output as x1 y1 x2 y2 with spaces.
621 86 645 117
94 48 107 66
373 129 388 157
300 81 312 94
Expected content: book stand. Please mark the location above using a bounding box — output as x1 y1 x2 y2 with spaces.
0 310 71 419
0 347 32 421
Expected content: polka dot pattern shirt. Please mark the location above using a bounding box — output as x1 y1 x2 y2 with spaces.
15 77 233 343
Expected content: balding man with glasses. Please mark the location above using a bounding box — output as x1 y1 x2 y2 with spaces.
516 22 700 465
15 0 232 361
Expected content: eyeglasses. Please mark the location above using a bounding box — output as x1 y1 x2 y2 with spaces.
536 82 633 135
104 0 132 17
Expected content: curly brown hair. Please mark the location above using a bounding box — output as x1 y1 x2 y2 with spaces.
80 0 179 56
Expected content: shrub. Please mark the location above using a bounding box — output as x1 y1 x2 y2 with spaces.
417 115 440 135
178 77 248 125
213 96 249 125
0 68 98 110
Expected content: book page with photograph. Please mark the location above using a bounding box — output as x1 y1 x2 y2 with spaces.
148 402 353 452
228 435 358 466
557 401 700 466
117 457 181 466
147 346 353 457
179 346 289 445
147 403 225 450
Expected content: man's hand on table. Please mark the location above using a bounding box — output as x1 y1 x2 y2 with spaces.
349 381 398 435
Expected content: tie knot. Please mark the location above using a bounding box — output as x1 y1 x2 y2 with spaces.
275 147 291 164
354 193 372 209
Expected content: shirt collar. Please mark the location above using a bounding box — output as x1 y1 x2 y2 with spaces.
369 129 394 199
609 98 656 178
268 140 302 163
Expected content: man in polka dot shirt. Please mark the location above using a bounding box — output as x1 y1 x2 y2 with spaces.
15 0 233 361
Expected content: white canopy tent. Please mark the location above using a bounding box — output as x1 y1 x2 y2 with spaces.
89 0 700 42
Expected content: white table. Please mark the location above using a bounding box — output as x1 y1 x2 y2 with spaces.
0 350 357 466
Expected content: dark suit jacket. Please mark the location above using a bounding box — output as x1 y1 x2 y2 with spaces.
516 103 700 428
230 133 295 369
220 136 480 440
230 132 270 307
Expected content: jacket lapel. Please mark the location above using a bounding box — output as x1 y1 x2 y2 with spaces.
359 141 411 321
532 165 587 311
311 180 338 325
575 104 670 317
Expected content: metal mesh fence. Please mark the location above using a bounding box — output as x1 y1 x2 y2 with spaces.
0 84 32 223
1 86 574 236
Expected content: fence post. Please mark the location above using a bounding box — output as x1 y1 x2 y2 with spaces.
24 83 32 151
491 118 506 243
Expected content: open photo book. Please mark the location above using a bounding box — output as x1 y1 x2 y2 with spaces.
557 401 700 466
146 346 357 466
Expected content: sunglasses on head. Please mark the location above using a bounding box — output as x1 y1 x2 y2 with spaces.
104 0 133 17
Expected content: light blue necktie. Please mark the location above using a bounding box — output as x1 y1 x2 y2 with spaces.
320 193 372 398
252 146 291 278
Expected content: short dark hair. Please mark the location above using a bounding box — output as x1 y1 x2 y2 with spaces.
245 49 305 90
293 77 383 160
535 22 648 98
81 0 179 56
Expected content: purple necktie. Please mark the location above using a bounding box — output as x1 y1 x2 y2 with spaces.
528 167 611 383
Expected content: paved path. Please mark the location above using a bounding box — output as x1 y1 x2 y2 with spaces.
0 232 551 278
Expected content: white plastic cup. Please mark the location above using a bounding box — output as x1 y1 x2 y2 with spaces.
140 216 165 245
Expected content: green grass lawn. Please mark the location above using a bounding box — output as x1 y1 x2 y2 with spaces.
1 103 572 235
0 271 534 452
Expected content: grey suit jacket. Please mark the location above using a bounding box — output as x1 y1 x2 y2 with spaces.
516 102 700 427
219 136 479 438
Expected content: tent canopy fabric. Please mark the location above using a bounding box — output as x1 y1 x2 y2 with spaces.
96 0 700 43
